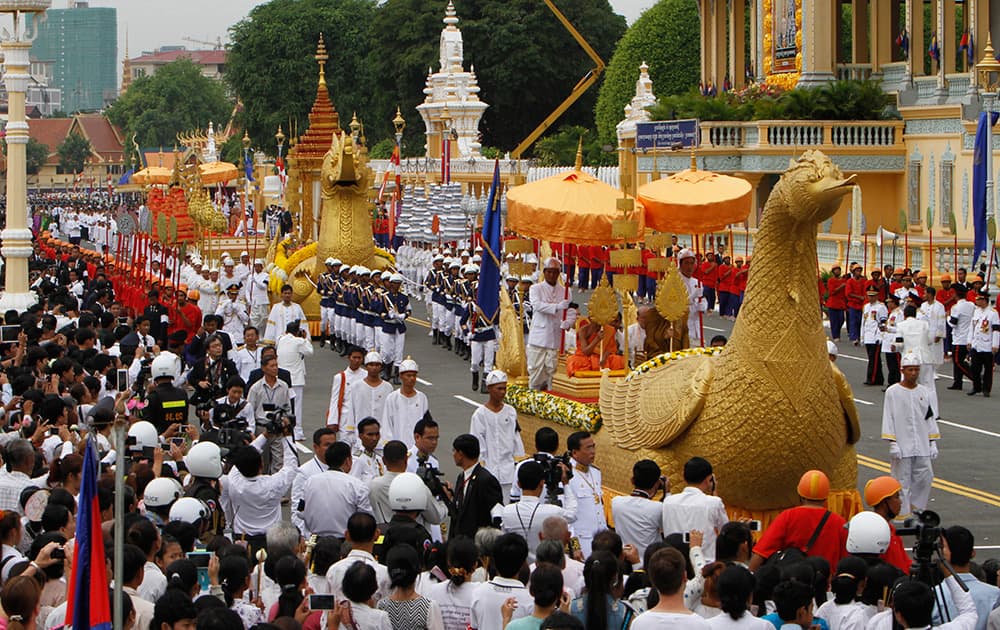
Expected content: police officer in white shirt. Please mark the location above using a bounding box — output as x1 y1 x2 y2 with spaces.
220 418 298 555
291 427 337 538
610 459 667 564
301 441 373 538
500 460 577 562
661 457 729 561
232 327 263 383
350 417 385 484
948 294 975 390
565 431 605 558
967 291 1000 396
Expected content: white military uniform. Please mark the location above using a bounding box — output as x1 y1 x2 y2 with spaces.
245 269 271 331
350 446 385 486
382 389 428 447
470 401 526 503
919 299 947 365
567 462 606 558
895 315 938 416
526 278 573 390
862 301 889 345
232 344 262 383
216 295 250 346
264 301 309 344
276 331 314 438
949 299 975 345
882 378 940 517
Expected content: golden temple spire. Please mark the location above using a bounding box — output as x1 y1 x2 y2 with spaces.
315 33 328 87
121 30 132 94
574 135 584 171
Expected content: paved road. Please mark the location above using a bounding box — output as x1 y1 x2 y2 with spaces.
293 298 1000 552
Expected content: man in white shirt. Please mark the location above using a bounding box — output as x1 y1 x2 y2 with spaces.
122 544 155 630
220 424 298 554
232 326 263 383
896 304 938 417
470 370 525 502
678 248 709 348
611 459 667 563
630 547 711 630
661 456 729 561
406 416 441 473
369 440 446 531
565 431 605 558
350 418 385 485
967 291 1000 397
469 533 534 630
947 294 975 390
291 427 337 538
301 441 373 538
526 257 574 390
382 358 428 446
324 512 391 603
0 439 36 513
264 284 309 344
862 289 889 386
347 351 393 446
275 320 313 438
882 353 940 517
326 347 366 442
245 259 271 332
500 461 577 562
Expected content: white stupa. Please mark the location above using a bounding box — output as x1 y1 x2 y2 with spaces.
616 62 658 144
416 0 489 158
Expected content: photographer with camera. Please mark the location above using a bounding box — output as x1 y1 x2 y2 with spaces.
510 427 573 506
891 534 977 630
143 352 189 435
220 410 298 557
370 440 446 533
186 334 238 409
198 375 254 446
245 354 293 470
499 461 578 562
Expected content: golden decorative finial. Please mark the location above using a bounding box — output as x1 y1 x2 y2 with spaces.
315 33 328 86
574 136 584 171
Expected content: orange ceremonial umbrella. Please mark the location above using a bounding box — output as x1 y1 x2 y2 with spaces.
131 166 172 186
199 161 239 185
507 152 644 246
638 160 751 233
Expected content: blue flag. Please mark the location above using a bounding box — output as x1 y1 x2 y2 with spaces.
972 111 998 266
117 168 134 186
64 439 111 629
476 159 502 325
244 152 255 182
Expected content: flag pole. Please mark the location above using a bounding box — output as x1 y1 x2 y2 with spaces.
113 422 126 630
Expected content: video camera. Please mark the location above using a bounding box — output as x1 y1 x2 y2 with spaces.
533 452 573 506
415 457 454 515
263 406 295 436
896 509 943 567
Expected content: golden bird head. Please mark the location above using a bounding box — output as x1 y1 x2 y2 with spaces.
775 150 856 224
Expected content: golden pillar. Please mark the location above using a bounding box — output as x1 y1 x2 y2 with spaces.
799 0 838 86
712 0 727 88
906 0 925 78
941 0 956 74
852 0 870 64
0 3 49 313
869 0 893 72
729 0 746 89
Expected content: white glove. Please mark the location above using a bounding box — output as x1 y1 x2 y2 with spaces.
557 300 570 311
888 441 902 460
929 442 938 459
560 319 574 330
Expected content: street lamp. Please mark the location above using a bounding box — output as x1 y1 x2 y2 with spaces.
0 0 50 312
977 36 1000 270
440 105 453 184
241 130 251 235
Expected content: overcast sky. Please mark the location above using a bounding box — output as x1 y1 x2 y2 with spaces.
75 0 658 64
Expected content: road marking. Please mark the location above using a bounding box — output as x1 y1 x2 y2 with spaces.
704 325 725 332
294 441 312 454
454 395 480 407
857 453 1000 507
853 398 874 406
937 419 1000 439
409 317 430 329
416 377 434 387
838 354 866 362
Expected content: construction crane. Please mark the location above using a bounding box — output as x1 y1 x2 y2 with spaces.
181 36 226 50
510 0 606 160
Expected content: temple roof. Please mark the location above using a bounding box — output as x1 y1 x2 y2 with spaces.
292 34 341 161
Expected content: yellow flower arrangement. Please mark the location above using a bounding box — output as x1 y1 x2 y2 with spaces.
505 384 603 433
627 346 723 381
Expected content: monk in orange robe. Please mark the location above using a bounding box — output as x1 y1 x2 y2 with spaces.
566 318 625 376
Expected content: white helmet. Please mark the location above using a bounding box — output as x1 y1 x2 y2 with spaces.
388 472 428 511
143 477 182 508
127 421 159 451
184 441 223 479
846 511 891 554
169 497 210 524
151 352 180 381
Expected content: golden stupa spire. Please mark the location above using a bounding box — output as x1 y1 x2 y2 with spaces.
574 135 584 171
121 29 132 94
315 33 328 87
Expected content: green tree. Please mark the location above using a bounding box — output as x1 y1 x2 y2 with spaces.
369 0 625 154
594 0 700 145
534 125 616 166
106 58 232 149
25 137 49 175
2 137 51 175
225 0 377 153
57 133 92 174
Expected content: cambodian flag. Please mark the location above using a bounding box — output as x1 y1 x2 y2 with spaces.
63 438 111 630
476 160 502 325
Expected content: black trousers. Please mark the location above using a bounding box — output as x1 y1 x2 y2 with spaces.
885 352 900 386
952 345 971 387
970 349 994 393
865 343 883 385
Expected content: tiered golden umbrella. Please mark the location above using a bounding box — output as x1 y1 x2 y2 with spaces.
131 166 172 186
198 161 239 185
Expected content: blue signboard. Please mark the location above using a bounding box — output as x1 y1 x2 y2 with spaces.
635 119 700 150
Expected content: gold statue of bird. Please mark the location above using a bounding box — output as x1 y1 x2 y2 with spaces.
599 151 861 511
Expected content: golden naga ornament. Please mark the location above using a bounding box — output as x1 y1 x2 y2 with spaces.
655 258 689 322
